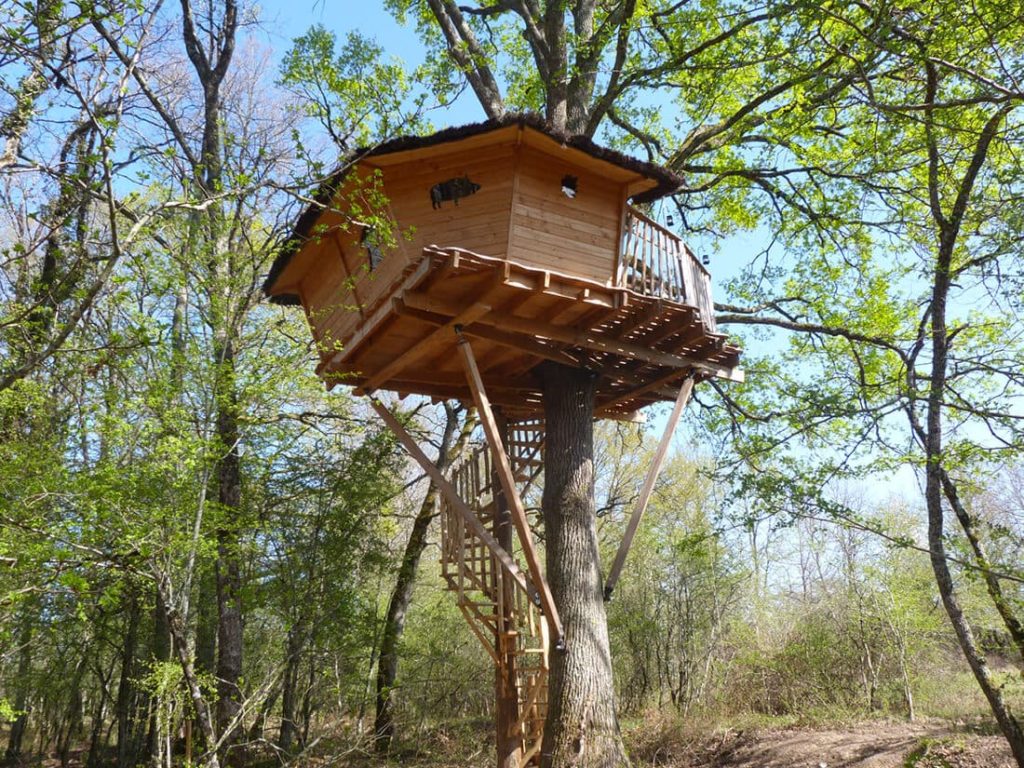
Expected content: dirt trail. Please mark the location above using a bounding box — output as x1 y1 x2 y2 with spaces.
701 721 1014 768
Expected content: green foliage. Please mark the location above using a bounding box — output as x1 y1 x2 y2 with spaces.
280 25 430 150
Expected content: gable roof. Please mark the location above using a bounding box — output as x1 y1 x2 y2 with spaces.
263 113 684 304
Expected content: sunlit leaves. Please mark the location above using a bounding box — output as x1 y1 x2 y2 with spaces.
279 25 430 151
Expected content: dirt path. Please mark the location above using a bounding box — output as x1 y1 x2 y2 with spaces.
697 721 1015 768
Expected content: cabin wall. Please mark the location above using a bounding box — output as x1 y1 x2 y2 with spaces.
294 139 629 364
299 145 518 358
509 146 624 284
383 142 517 258
299 221 372 362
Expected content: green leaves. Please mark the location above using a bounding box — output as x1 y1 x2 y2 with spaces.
279 25 430 151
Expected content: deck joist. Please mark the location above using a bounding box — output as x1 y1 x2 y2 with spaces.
318 246 742 419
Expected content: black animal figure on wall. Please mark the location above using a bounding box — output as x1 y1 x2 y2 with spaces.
430 176 481 209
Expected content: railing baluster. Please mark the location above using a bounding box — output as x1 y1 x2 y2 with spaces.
618 205 710 316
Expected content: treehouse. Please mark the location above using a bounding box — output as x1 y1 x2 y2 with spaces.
265 114 742 768
264 115 741 419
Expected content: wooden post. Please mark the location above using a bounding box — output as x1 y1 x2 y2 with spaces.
367 396 533 598
456 331 564 646
492 410 523 768
603 374 695 601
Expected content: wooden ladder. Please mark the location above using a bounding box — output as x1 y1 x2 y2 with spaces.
439 419 548 767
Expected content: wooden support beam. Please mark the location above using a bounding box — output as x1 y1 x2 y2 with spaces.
401 290 741 381
456 333 564 647
596 366 693 416
367 396 535 601
392 298 581 368
603 375 695 601
355 300 492 395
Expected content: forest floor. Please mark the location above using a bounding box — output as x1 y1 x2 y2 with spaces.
3 718 1015 767
626 717 1015 768
361 716 1016 768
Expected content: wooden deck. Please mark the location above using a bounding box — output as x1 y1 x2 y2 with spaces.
318 246 741 419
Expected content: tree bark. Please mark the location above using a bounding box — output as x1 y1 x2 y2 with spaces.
116 594 142 767
914 81 1024 765
214 338 244 750
278 626 303 752
155 574 221 768
147 588 172 765
4 611 34 764
540 362 628 768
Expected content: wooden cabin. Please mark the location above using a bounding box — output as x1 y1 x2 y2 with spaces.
264 115 742 419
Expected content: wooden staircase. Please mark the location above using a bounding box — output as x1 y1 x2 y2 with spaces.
439 419 548 767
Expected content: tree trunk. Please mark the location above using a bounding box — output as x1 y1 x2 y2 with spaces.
147 588 172 765
57 658 87 768
5 612 34 763
248 684 279 744
156 575 221 768
194 566 217 752
540 362 628 768
278 627 302 752
116 595 141 767
213 341 244 753
919 182 1024 764
374 404 469 751
86 658 114 768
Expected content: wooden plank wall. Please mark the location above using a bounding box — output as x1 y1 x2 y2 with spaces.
385 141 518 258
297 140 630 362
300 219 375 360
510 146 622 284
300 144 518 356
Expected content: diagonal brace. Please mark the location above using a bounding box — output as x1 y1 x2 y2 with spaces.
367 396 533 600
604 374 696 601
456 331 565 648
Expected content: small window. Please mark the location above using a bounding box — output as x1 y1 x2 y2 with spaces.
361 227 383 270
561 175 578 198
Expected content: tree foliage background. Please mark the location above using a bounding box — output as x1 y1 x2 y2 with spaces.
1 0 1023 766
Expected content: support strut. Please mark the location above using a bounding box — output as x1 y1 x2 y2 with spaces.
456 330 564 647
367 396 534 600
603 373 696 601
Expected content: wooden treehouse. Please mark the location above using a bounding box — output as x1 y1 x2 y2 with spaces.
264 115 742 767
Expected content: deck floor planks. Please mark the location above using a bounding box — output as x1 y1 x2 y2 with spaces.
311 247 740 416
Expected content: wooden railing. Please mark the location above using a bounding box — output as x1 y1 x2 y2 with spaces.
618 207 716 331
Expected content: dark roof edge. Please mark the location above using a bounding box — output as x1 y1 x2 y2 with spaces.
263 113 684 300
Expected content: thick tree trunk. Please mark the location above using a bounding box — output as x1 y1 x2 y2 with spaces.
214 347 244 752
540 362 628 768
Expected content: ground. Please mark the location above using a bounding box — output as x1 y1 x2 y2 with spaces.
2 718 1016 767
628 719 1016 768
